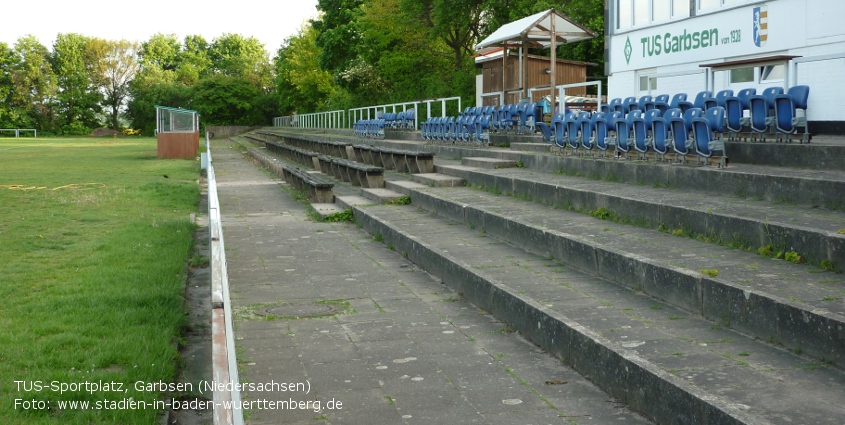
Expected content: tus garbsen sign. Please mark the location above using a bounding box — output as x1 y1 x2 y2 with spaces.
613 2 803 72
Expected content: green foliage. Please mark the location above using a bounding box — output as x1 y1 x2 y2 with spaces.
699 268 720 278
324 209 355 223
389 196 412 205
784 251 803 264
820 260 836 272
192 75 270 125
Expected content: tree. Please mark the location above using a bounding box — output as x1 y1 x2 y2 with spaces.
0 42 16 128
402 0 485 71
312 0 364 72
274 25 338 114
191 75 266 125
52 33 102 134
208 34 273 89
179 35 213 85
10 35 57 131
88 38 140 129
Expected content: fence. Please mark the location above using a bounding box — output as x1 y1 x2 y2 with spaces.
273 97 463 131
0 129 37 137
205 134 245 425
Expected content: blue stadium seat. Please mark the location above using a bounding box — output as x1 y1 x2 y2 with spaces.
748 94 769 141
615 110 642 159
604 111 624 151
622 97 639 114
567 112 589 154
608 98 623 114
692 91 713 110
774 85 810 143
633 109 662 160
580 112 602 155
638 95 654 111
692 106 727 167
669 108 703 162
593 114 611 158
669 93 688 109
651 115 670 162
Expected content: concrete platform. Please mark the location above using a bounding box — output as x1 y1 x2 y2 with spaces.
461 157 518 169
361 188 405 204
312 203 344 219
384 180 428 195
411 173 465 187
335 195 372 210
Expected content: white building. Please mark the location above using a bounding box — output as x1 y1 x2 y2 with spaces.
606 0 845 133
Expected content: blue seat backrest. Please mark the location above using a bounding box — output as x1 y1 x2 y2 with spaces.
714 90 734 107
592 112 606 124
705 106 725 133
683 108 703 124
737 88 757 109
638 95 653 111
664 108 683 122
654 94 669 103
761 87 784 109
607 111 623 127
622 97 638 112
643 109 662 127
787 85 810 110
693 91 713 109
669 93 688 109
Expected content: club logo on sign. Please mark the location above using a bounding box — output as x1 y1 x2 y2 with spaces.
753 6 768 47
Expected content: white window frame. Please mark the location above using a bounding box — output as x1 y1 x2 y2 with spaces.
617 0 689 31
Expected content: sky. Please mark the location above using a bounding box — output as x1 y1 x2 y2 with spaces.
0 0 320 57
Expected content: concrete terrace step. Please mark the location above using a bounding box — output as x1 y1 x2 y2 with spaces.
349 202 845 425
311 203 344 219
385 179 428 195
411 173 465 187
431 161 845 271
404 185 845 369
461 157 519 169
361 188 405 204
335 195 372 210
267 129 845 210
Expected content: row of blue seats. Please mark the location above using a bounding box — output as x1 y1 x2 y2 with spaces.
420 114 492 146
353 119 385 139
540 107 729 167
382 110 415 130
419 104 545 146
603 86 810 143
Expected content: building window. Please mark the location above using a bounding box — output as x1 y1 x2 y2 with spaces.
634 0 649 26
700 0 748 10
699 0 720 10
730 67 754 83
619 0 690 30
618 0 633 29
653 0 671 21
639 75 657 91
673 0 689 18
760 64 784 82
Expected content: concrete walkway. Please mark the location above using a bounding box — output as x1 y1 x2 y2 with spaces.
212 141 651 425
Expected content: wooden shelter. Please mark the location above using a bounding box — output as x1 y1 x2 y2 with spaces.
476 48 595 105
475 9 597 106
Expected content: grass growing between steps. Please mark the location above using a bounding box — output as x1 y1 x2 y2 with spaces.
0 137 198 425
462 180 840 273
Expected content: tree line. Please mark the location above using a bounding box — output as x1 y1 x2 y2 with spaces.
279 0 603 116
0 33 275 136
0 0 602 135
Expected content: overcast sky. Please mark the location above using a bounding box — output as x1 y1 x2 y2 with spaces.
0 0 320 56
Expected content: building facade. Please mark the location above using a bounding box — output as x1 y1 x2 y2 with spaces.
605 0 845 133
